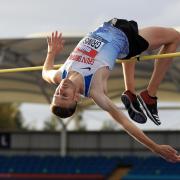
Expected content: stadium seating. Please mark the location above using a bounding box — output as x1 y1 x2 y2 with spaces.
0 155 121 180
0 155 180 180
122 156 180 180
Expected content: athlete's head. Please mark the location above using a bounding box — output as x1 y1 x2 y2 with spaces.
51 78 79 118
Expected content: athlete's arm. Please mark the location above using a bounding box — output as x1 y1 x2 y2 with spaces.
42 31 64 84
92 92 180 163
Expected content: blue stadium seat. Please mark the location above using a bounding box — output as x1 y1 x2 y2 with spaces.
122 156 180 180
0 155 121 179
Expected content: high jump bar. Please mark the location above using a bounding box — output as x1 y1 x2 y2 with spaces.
0 52 180 73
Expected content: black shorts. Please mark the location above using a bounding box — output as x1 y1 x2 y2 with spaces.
108 18 149 59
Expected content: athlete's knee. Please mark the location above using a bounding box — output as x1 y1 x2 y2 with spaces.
169 28 180 43
174 29 180 42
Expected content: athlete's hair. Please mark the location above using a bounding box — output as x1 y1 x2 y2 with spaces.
50 102 77 118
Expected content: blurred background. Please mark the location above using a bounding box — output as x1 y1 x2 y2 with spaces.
0 0 180 179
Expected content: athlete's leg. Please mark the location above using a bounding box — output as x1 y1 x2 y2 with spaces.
137 27 180 125
121 55 146 124
139 27 180 96
122 26 180 125
122 61 136 93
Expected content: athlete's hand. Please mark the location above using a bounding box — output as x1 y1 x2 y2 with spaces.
47 31 65 55
153 144 180 163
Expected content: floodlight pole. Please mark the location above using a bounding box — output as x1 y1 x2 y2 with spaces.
57 117 67 157
60 122 67 157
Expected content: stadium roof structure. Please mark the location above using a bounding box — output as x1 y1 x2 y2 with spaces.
0 35 180 109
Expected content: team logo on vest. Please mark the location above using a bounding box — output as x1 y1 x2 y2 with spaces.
68 53 94 65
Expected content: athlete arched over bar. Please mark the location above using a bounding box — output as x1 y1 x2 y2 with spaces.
42 18 180 162
121 20 180 126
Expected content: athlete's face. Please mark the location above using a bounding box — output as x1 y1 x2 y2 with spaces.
52 78 78 107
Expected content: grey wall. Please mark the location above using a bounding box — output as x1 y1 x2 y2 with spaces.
0 131 179 157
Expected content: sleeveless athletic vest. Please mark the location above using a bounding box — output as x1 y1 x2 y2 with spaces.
60 21 130 97
60 34 110 97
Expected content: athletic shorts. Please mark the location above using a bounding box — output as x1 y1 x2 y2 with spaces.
88 18 149 69
108 18 149 59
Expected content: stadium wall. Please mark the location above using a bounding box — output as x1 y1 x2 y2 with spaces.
0 131 179 156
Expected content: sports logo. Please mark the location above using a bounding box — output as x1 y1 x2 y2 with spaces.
80 67 91 71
